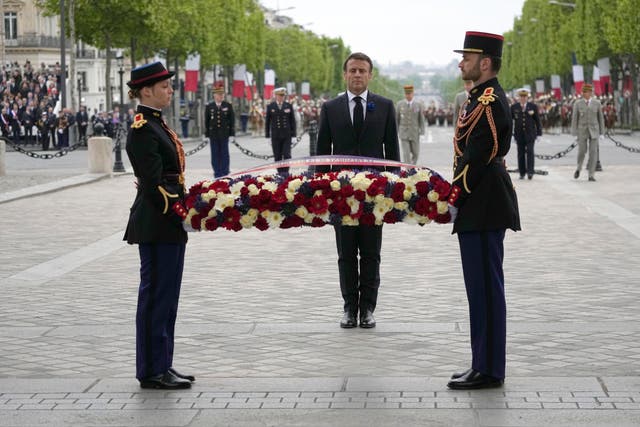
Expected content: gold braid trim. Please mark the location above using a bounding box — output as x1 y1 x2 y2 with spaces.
160 120 186 185
485 106 499 163
157 186 179 214
452 164 471 193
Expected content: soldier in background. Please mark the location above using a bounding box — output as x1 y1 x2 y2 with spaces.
204 84 235 178
265 87 296 174
396 84 425 164
453 80 474 120
511 89 542 180
571 84 604 181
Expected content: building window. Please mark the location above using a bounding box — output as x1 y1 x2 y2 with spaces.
4 12 17 40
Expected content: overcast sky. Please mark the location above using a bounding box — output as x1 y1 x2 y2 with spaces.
261 0 526 66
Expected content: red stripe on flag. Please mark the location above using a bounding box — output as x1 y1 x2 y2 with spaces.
185 70 198 92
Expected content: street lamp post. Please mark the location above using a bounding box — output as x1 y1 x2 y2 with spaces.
112 54 126 173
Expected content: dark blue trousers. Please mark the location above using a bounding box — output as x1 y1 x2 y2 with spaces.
136 243 185 380
458 230 506 380
210 137 230 178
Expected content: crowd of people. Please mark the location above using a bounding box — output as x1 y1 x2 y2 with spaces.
1 60 137 150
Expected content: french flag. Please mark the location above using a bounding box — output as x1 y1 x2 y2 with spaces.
264 69 275 100
184 54 200 93
232 64 246 98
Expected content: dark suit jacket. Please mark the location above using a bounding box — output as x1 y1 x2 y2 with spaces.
124 105 187 244
316 92 400 172
511 101 542 143
451 78 520 234
204 101 235 139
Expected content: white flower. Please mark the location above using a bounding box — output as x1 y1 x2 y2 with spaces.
262 210 284 228
330 180 341 191
427 190 439 202
262 181 278 192
295 206 309 219
214 193 235 210
287 178 303 192
437 200 449 214
247 183 260 196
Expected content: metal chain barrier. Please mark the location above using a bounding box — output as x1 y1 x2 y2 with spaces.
184 138 210 156
229 128 308 160
2 135 85 159
534 140 578 160
605 131 640 153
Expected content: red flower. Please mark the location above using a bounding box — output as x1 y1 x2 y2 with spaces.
190 214 202 229
354 189 366 201
391 182 405 202
310 178 331 190
254 216 269 231
383 211 398 223
340 184 354 198
432 179 451 201
307 195 329 214
416 181 430 196
221 207 241 230
281 216 304 229
204 217 218 231
359 212 375 226
210 180 230 193
311 217 325 227
293 193 307 206
272 188 288 204
413 198 431 216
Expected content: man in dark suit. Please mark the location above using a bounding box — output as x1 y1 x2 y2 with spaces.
446 32 521 390
204 85 235 178
316 52 400 329
265 87 296 174
511 89 542 179
124 61 194 390
75 105 89 144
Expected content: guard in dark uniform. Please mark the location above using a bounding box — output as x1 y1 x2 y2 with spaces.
204 85 235 178
511 89 542 179
265 87 296 174
447 32 521 390
123 61 194 390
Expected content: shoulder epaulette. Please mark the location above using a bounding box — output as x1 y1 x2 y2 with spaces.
131 113 147 129
477 87 496 105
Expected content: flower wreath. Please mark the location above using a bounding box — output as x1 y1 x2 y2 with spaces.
182 167 453 232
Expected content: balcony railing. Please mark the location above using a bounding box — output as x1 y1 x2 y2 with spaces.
4 35 63 48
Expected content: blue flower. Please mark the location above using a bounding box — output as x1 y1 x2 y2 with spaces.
366 101 375 112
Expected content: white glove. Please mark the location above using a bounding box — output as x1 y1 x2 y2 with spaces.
182 221 196 232
449 205 458 223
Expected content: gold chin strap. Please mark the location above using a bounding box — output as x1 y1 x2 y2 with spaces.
157 186 179 214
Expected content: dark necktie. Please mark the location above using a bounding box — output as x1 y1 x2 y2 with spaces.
353 96 363 136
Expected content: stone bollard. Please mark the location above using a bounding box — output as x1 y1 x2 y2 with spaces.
0 139 5 176
87 136 113 174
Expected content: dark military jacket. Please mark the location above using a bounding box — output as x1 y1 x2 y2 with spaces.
511 101 542 143
265 101 296 139
204 101 235 139
449 78 521 234
124 105 187 244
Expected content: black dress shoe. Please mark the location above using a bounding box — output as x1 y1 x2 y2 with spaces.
169 367 195 382
589 176 596 182
340 312 357 328
574 170 580 179
139 371 192 390
359 310 376 328
450 368 473 380
447 369 503 390
527 174 533 180
519 175 524 180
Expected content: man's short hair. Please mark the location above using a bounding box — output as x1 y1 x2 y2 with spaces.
481 54 502 73
343 52 373 73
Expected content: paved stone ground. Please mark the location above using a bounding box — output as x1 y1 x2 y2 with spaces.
1 127 639 426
